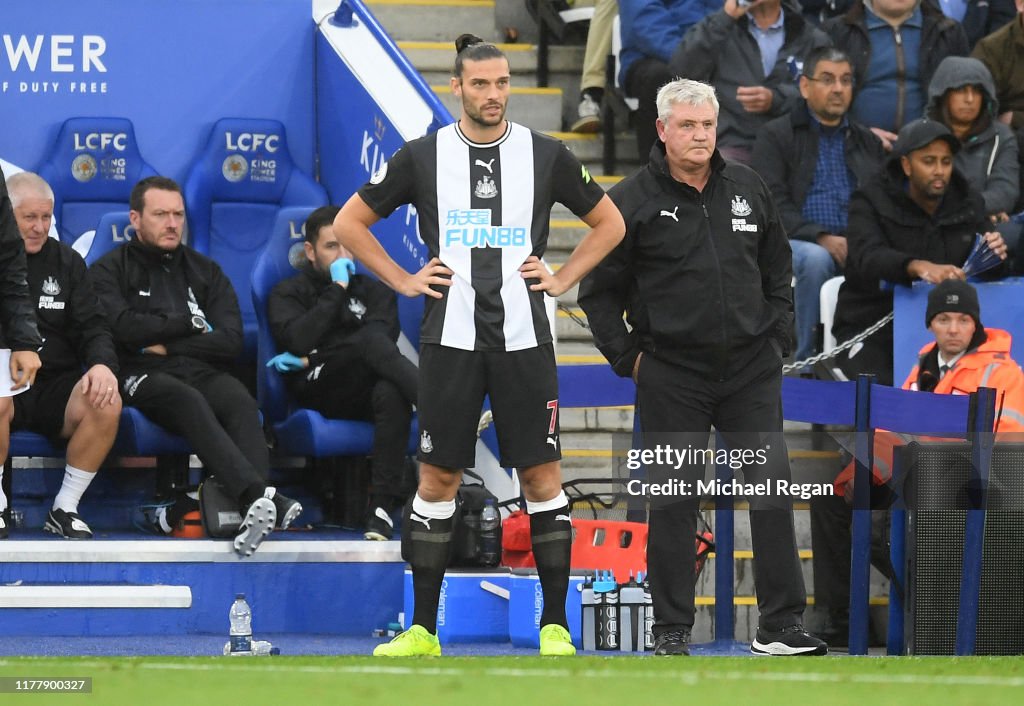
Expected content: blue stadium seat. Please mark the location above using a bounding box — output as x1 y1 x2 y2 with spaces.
8 430 64 458
8 408 190 459
114 407 192 457
83 211 132 266
36 117 159 249
251 207 415 457
184 119 328 362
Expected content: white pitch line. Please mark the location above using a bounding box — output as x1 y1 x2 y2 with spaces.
132 662 1024 688
2 659 1022 689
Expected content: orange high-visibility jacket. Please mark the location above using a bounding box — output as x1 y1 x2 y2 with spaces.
836 328 1024 494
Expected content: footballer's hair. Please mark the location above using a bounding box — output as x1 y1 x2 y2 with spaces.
453 33 506 78
6 171 54 209
802 46 853 79
130 176 182 213
303 205 342 245
656 79 719 123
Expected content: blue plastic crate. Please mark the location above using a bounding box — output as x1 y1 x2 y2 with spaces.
508 570 585 648
402 569 510 643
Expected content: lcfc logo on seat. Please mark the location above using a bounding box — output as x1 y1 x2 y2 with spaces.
71 154 97 182
73 132 127 151
222 154 248 183
225 132 280 153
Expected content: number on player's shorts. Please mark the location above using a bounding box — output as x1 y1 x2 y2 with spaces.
546 399 558 434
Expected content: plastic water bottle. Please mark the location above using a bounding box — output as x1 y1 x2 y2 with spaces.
478 499 500 566
229 594 253 654
223 640 280 656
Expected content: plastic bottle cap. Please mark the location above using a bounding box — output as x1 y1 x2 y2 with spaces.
235 593 245 600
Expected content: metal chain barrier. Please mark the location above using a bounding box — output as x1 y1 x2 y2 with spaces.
780 311 894 374
556 302 894 377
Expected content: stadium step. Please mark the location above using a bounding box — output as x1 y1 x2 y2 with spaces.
367 0 500 43
0 536 403 636
400 41 584 76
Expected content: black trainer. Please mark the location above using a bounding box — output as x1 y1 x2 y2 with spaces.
0 514 8 540
44 508 93 540
270 490 302 530
653 629 691 656
751 625 828 656
364 506 394 541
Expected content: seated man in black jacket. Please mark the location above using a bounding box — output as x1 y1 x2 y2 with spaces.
832 118 1008 385
268 205 417 540
752 47 886 365
90 176 301 556
3 172 121 540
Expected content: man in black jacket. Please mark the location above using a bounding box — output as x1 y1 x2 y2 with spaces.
268 205 416 541
3 172 121 540
90 176 301 556
751 46 885 364
0 170 43 539
670 0 831 164
579 79 826 657
832 118 1007 385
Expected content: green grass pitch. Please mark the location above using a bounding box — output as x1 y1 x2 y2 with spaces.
3 656 1024 705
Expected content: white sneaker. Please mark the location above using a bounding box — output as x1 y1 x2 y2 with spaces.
571 94 602 133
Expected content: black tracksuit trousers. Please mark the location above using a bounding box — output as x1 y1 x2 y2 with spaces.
637 342 807 635
123 360 269 509
290 342 416 502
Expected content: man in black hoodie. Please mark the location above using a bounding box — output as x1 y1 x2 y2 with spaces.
268 205 417 541
832 118 1007 385
580 79 826 657
90 176 301 557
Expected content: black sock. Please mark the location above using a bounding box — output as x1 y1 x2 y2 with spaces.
167 494 198 528
582 87 604 103
401 498 457 634
530 504 573 629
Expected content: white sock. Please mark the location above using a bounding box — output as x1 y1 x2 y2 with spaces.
52 465 96 514
0 463 6 512
411 493 456 520
154 506 173 534
526 490 569 514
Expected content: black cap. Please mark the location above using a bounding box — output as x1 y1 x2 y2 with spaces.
925 279 982 328
894 118 960 159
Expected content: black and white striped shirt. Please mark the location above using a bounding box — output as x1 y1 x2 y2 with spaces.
360 121 604 352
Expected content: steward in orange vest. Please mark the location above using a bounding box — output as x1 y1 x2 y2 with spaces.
836 279 1024 495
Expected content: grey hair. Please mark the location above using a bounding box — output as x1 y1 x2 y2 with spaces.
656 79 719 123
7 171 55 209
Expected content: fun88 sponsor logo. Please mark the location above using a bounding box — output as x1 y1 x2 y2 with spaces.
444 209 526 248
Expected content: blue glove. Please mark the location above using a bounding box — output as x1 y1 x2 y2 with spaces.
330 257 356 284
266 352 305 372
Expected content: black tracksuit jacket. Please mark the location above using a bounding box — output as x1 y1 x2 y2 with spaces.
28 237 117 374
579 145 793 381
89 238 242 371
267 265 401 372
0 172 43 352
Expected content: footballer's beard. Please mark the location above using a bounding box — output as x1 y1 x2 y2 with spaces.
464 98 507 129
